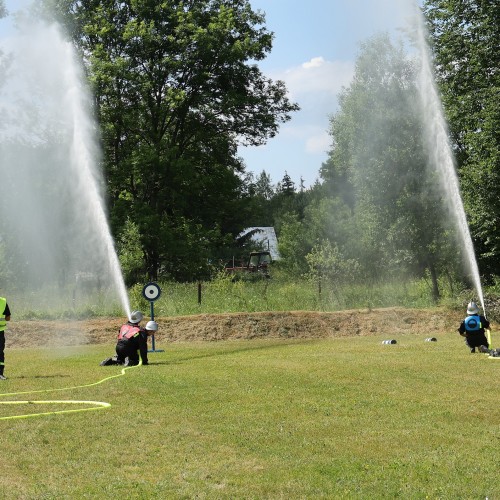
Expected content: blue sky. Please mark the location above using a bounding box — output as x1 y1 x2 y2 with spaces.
1 0 420 188
243 0 421 188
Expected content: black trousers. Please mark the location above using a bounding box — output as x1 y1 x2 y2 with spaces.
465 332 489 349
0 331 5 374
115 339 140 365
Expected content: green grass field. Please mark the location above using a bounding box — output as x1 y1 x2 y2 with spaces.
0 333 498 499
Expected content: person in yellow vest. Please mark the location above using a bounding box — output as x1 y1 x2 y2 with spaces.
0 296 11 380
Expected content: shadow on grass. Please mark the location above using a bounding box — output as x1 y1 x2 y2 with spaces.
146 338 322 366
13 374 72 380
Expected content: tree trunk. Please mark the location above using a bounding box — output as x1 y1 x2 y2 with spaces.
428 260 440 303
146 252 159 282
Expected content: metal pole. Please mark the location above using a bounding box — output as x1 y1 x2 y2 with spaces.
150 301 156 351
143 282 164 353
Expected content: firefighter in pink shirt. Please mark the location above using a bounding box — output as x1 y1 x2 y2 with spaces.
100 311 157 366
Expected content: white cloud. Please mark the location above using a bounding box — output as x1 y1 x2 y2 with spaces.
278 125 331 156
306 131 331 154
266 57 352 158
241 56 354 186
302 56 325 69
264 56 354 155
276 56 354 98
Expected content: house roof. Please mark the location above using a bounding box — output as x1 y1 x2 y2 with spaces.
238 227 281 260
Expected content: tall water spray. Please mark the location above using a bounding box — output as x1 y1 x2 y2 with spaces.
0 21 131 319
413 5 485 314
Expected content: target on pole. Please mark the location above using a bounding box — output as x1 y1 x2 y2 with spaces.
142 282 161 302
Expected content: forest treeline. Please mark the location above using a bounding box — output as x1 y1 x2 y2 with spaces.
2 1 498 303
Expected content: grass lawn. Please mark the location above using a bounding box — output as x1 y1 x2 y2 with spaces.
0 333 498 499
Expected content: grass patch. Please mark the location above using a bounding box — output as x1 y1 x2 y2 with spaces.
0 334 498 498
11 270 469 320
127 273 457 318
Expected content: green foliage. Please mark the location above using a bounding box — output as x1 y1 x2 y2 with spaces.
8 267 483 320
116 217 146 286
276 170 295 195
10 0 495 304
305 239 360 285
121 271 464 317
276 213 308 274
2 338 498 498
423 0 500 276
319 33 457 299
254 170 275 200
237 171 276 228
41 0 298 281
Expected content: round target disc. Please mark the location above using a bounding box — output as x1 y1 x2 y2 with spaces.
142 282 162 301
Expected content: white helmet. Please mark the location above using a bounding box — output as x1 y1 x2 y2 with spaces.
466 302 479 315
129 310 144 324
146 320 158 332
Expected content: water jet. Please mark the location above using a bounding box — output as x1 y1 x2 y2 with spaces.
0 19 130 321
413 3 486 315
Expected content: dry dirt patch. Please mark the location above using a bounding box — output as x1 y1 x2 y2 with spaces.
6 307 466 348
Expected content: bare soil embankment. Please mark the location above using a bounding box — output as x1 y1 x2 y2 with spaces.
6 307 469 348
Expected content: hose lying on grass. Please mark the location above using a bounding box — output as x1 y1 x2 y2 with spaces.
0 361 141 421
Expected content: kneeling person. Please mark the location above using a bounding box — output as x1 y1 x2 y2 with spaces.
458 301 490 353
116 311 150 366
100 311 156 366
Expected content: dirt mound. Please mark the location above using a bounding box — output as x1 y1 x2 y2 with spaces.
6 307 466 348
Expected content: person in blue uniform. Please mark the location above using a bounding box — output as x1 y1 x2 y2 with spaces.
458 301 490 353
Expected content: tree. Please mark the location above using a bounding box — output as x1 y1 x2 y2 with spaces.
42 0 298 280
322 33 455 300
277 171 295 196
277 212 308 274
236 170 275 228
254 170 274 200
305 239 360 294
423 0 500 277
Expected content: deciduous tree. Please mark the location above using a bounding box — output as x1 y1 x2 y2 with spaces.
42 0 298 280
423 0 500 277
322 33 455 299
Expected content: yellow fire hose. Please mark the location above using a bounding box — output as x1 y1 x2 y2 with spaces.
485 328 492 349
0 361 141 421
484 328 500 359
